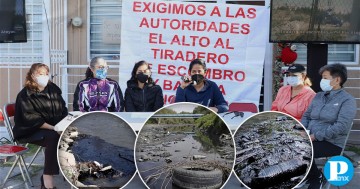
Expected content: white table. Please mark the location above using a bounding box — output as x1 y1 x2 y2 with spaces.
54 112 153 132
55 111 254 132
218 112 254 132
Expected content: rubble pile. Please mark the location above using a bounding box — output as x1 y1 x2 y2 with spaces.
234 120 312 189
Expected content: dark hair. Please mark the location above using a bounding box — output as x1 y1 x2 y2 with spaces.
85 57 106 79
319 63 347 87
130 60 154 84
25 63 50 92
189 58 207 72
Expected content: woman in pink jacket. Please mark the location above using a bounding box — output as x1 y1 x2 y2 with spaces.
271 64 315 121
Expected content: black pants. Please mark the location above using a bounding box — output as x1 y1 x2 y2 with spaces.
307 141 342 182
19 129 60 175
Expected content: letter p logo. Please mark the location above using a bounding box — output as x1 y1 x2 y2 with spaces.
324 156 354 186
328 161 348 181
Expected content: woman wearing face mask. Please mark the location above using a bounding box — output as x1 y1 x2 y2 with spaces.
124 60 164 112
13 63 68 189
300 63 357 189
73 57 124 112
271 64 315 120
175 58 228 113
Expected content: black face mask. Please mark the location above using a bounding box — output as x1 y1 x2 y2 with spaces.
136 72 149 83
191 74 204 85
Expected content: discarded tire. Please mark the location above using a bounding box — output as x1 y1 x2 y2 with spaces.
172 166 223 189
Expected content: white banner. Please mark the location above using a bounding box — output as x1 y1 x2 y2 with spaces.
120 0 267 106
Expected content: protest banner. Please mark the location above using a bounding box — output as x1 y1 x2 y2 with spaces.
120 0 268 106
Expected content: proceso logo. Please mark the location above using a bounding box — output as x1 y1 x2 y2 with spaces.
324 156 354 186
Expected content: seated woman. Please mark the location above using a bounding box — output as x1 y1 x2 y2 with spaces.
13 63 68 189
301 63 357 189
175 58 228 113
73 57 124 112
124 60 164 112
271 64 315 120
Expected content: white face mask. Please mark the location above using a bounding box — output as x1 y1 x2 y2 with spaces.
320 79 333 92
287 76 302 87
36 75 49 87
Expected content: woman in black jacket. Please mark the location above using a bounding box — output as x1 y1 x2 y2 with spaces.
125 61 164 112
13 63 68 189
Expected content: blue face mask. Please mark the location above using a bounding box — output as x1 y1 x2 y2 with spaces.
96 69 107 80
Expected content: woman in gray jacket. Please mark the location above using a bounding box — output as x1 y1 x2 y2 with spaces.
300 63 357 189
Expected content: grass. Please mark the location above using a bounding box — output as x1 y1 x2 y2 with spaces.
346 145 360 155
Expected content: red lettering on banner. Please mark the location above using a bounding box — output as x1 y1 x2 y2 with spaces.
174 81 181 89
168 65 176 75
226 7 245 18
225 7 257 19
213 38 234 49
141 18 252 35
163 80 181 90
133 2 207 16
133 1 141 12
235 71 246 81
149 33 166 44
197 5 206 16
157 64 188 76
230 23 240 34
163 80 172 90
219 22 229 33
151 48 229 64
139 17 149 28
213 69 222 79
219 85 226 95
247 8 257 19
210 6 221 17
164 94 176 104
241 24 250 35
170 35 211 47
158 64 166 74
205 68 246 81
208 22 218 32
224 70 233 80
143 2 152 12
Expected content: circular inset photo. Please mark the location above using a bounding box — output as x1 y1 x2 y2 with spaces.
136 103 235 189
57 112 137 188
233 111 313 189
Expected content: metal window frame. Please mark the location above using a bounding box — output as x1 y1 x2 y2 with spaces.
294 44 359 65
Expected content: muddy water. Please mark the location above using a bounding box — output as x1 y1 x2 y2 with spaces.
137 129 234 189
69 112 137 187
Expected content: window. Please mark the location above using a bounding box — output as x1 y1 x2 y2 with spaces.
88 0 122 62
294 44 359 65
0 0 44 65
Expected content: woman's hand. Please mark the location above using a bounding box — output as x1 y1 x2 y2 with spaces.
209 107 218 113
310 134 316 141
40 123 55 130
180 76 192 89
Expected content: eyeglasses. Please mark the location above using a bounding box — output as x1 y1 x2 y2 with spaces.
95 66 109 70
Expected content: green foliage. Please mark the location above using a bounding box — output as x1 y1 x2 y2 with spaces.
195 113 229 134
195 113 216 129
193 106 211 115
147 108 195 125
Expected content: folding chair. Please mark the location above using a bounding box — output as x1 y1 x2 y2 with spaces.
323 123 353 189
228 102 258 113
223 102 258 119
3 103 46 187
3 103 43 169
0 109 33 187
